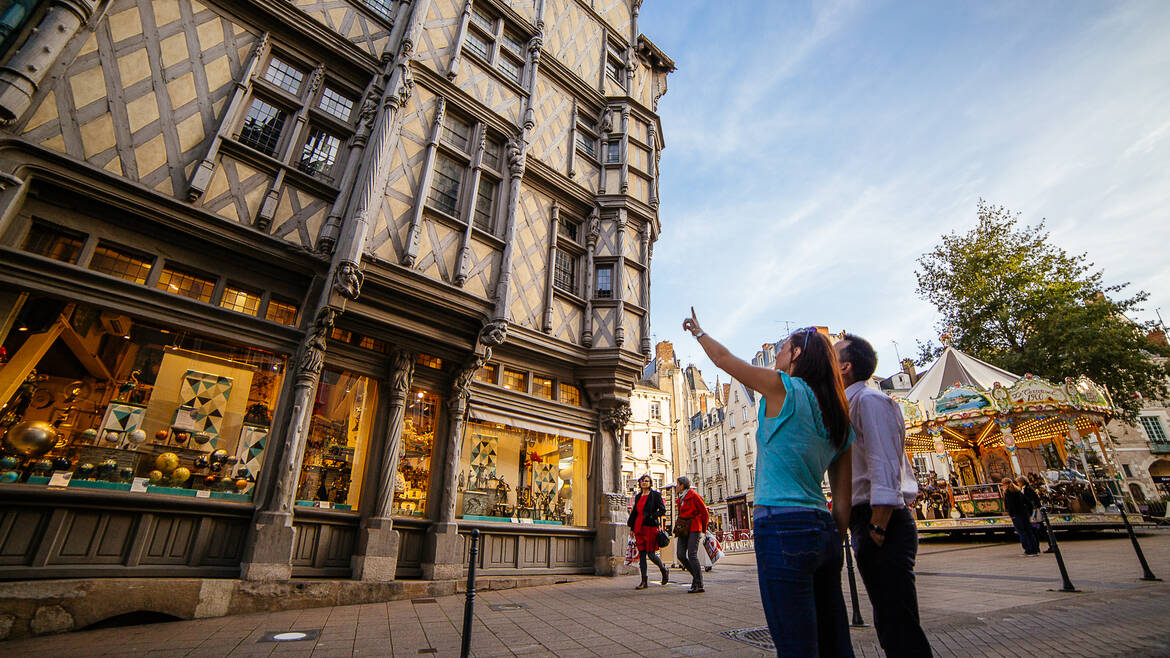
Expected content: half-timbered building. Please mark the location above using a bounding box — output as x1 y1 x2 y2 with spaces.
0 0 671 631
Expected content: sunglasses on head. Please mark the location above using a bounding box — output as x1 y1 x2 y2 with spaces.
790 326 818 352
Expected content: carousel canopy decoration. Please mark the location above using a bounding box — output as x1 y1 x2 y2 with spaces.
894 346 1114 455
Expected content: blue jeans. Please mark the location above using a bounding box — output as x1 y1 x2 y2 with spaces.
754 507 854 657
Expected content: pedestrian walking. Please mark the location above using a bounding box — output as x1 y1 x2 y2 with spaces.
1003 478 1040 556
627 474 669 589
684 310 854 657
673 475 709 593
834 334 933 657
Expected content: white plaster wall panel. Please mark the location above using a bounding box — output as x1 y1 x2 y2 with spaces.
19 0 256 202
623 308 642 351
415 217 462 284
604 169 620 194
291 0 392 58
552 298 583 345
591 306 616 348
527 74 574 175
632 64 654 108
578 160 600 194
594 0 631 37
504 0 537 23
366 87 440 262
462 236 501 300
594 221 617 258
631 174 649 205
629 143 648 171
270 185 329 249
508 186 553 329
623 224 639 259
414 0 461 78
456 57 523 126
623 263 640 304
602 74 625 98
545 0 602 87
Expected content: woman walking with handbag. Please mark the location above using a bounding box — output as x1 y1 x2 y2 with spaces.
684 310 855 657
674 475 710 593
627 474 670 589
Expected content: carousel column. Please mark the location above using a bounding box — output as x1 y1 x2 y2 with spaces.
997 419 1023 476
242 309 335 581
353 350 416 581
594 403 631 576
1068 418 1103 512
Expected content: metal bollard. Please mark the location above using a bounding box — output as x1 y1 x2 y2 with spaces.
460 529 480 658
1040 508 1079 592
1116 500 1160 581
843 532 868 627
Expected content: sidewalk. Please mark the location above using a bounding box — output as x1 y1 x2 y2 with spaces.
5 530 1170 656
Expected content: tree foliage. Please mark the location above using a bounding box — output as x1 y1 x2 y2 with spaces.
915 199 1169 423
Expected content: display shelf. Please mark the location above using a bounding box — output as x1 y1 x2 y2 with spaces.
463 514 564 525
68 480 132 491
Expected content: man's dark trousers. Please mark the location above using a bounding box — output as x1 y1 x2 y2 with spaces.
850 504 933 657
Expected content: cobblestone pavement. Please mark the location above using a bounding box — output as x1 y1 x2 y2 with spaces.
5 530 1170 657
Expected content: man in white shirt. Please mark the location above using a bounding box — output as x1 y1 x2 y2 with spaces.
835 334 932 657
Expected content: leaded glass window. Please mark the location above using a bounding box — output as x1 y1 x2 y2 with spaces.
428 154 463 216
239 98 287 156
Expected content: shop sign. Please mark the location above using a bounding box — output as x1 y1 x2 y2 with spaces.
1152 476 1170 484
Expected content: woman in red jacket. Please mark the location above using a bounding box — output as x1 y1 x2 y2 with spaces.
675 475 710 593
627 474 669 589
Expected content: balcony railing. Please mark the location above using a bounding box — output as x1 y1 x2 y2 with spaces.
1150 441 1170 454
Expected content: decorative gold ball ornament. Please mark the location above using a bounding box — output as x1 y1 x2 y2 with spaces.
2 420 58 457
80 428 99 442
148 470 164 483
155 429 169 441
170 466 191 485
104 431 120 443
128 429 146 444
154 452 179 473
192 432 211 445
235 478 249 491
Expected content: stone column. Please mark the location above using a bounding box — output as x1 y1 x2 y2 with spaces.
241 308 335 581
594 402 631 576
0 0 99 123
423 321 505 579
353 349 415 581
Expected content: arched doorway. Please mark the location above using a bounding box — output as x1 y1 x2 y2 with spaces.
1149 459 1170 498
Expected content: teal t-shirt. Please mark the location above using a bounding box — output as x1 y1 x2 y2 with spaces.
754 371 853 512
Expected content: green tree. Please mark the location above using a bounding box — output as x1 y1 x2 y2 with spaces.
915 199 1169 423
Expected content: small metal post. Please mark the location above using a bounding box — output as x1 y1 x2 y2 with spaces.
460 529 480 658
1116 498 1160 581
1040 508 1079 592
843 532 868 627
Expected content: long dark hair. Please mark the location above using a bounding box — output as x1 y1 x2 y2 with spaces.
787 329 851 450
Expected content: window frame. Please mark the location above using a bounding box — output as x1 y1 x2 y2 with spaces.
594 263 614 299
1141 416 1169 443
464 2 528 87
236 49 359 184
552 248 578 295
427 108 505 235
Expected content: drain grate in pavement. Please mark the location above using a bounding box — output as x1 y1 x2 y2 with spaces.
488 603 527 611
411 598 437 604
258 629 320 643
720 627 774 651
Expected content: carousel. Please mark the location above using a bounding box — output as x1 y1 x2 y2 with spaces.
892 343 1133 534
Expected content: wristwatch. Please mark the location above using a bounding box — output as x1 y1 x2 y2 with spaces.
868 523 886 536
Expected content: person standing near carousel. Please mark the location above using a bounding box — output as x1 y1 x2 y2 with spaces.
835 334 933 657
626 474 669 589
684 309 855 655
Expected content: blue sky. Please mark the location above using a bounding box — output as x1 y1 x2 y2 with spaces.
639 0 1170 383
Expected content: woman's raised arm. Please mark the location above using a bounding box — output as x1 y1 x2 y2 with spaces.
683 307 785 401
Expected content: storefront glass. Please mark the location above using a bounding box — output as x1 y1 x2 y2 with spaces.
0 297 284 501
393 388 438 517
457 421 589 527
295 370 376 510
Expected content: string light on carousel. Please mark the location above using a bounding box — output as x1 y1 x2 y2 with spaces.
892 331 1122 531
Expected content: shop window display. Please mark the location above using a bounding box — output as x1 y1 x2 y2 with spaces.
294 370 376 510
393 389 437 517
0 297 284 500
456 421 588 526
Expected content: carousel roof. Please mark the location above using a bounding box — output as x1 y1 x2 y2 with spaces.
905 346 1019 405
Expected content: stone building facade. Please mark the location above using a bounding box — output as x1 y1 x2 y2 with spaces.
0 0 672 632
1106 353 1170 503
620 381 673 492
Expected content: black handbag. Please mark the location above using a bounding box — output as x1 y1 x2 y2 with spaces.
656 529 670 548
